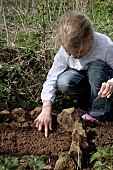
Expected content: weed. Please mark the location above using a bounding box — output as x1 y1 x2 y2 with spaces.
90 145 113 170
0 156 19 170
23 155 45 170
0 155 45 170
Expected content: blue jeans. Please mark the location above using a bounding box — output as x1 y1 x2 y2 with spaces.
57 60 113 119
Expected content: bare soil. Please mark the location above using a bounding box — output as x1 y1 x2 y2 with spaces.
0 110 113 170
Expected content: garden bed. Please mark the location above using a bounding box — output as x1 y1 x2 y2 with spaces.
0 108 113 169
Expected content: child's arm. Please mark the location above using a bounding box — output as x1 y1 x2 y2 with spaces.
41 46 68 103
98 46 113 98
34 100 52 138
34 46 68 137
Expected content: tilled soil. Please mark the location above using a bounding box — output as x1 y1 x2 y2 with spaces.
83 120 113 169
0 113 113 169
0 115 72 169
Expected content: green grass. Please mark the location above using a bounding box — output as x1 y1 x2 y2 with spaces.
89 0 113 39
1 0 112 50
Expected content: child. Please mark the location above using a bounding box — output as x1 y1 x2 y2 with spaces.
34 12 113 137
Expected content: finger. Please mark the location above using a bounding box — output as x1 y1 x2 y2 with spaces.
102 84 113 98
45 124 49 138
101 83 111 95
105 85 113 98
34 118 41 128
49 121 52 131
38 123 43 131
107 93 111 98
98 82 106 95
34 117 39 124
35 121 40 128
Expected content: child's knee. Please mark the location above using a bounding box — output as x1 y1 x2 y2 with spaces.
89 60 107 69
57 74 70 92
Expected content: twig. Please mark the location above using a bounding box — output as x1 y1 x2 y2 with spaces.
2 8 9 47
0 0 3 13
11 7 27 33
77 150 80 170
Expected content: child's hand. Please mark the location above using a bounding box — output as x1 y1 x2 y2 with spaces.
34 109 52 138
98 81 113 98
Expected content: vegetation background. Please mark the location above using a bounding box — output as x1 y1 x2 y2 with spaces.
0 0 113 111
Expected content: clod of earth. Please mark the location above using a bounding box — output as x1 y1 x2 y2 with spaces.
43 165 53 169
0 110 11 122
11 108 26 122
54 152 76 170
57 107 79 132
29 107 42 119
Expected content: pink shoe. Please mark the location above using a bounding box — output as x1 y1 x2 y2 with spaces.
77 108 97 122
82 113 97 122
77 107 87 116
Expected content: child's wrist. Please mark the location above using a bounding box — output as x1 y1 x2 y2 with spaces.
42 105 51 110
42 100 52 109
42 105 52 113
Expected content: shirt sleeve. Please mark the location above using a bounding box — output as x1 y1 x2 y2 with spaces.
41 46 68 103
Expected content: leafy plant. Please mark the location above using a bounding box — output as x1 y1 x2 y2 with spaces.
90 145 113 170
23 155 45 170
0 49 43 111
0 156 19 170
0 155 45 170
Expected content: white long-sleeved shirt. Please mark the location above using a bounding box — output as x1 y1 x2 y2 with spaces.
41 32 113 102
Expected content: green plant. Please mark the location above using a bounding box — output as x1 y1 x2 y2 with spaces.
23 155 45 170
0 156 19 170
0 49 44 111
90 145 113 170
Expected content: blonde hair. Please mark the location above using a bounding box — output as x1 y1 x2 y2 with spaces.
57 12 94 52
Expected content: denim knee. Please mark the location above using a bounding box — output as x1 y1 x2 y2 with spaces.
88 60 113 79
87 60 113 100
89 60 106 68
87 60 113 115
57 71 71 93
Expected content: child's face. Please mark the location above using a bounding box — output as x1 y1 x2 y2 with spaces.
65 45 91 59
